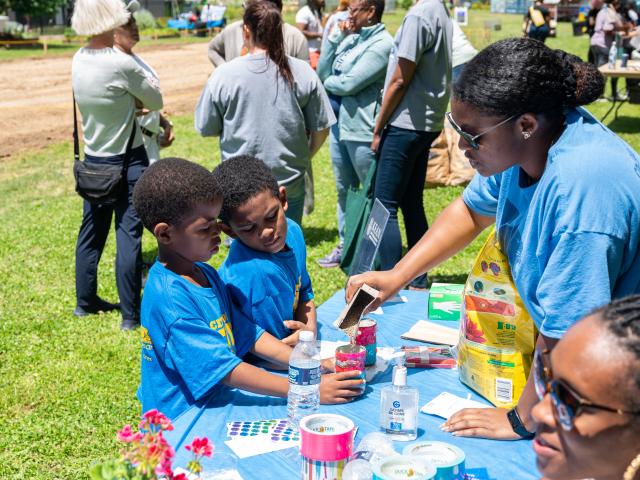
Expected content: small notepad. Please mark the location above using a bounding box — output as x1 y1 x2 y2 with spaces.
400 320 459 346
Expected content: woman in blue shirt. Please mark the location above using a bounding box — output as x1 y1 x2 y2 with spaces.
316 0 393 267
348 38 640 440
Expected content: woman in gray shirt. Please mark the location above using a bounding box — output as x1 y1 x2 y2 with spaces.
71 0 163 330
195 1 335 225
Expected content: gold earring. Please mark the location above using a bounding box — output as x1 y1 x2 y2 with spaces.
522 131 531 140
624 453 640 480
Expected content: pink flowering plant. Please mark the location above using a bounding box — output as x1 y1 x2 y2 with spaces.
91 409 214 480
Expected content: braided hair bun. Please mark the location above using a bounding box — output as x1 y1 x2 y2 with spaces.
453 38 605 118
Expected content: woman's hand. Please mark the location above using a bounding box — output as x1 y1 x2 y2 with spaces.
441 407 521 440
346 270 404 311
370 132 382 153
319 371 365 404
159 124 175 148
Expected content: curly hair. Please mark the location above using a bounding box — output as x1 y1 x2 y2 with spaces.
211 155 279 224
595 295 640 411
132 157 221 232
454 38 605 118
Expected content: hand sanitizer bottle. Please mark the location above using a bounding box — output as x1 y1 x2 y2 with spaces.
379 365 418 441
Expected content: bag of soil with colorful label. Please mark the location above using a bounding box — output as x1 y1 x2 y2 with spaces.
457 229 537 408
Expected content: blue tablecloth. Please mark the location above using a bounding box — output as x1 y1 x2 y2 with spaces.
165 290 537 479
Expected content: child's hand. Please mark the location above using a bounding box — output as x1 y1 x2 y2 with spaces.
319 371 364 404
282 320 316 346
320 357 335 373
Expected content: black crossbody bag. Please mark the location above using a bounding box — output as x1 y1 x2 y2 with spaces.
72 94 136 205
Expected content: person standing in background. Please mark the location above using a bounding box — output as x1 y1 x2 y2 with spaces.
321 0 350 49
316 0 392 268
114 1 174 164
371 0 452 289
296 0 325 69
587 0 604 63
591 0 625 98
451 20 476 84
208 0 309 66
71 0 163 330
195 1 335 226
523 0 551 43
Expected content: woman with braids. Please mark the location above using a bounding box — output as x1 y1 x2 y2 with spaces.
195 1 335 225
532 295 640 480
348 38 640 439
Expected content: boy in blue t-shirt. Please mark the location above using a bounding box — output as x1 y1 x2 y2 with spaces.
214 156 316 345
132 158 363 419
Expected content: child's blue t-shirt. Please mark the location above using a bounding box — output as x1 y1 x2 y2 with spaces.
219 218 314 340
137 261 264 420
463 107 640 339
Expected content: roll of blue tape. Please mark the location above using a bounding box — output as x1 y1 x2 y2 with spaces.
402 442 466 480
372 455 436 480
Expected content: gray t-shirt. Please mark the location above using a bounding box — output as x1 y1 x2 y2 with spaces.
195 53 335 185
72 47 163 156
384 0 452 132
207 20 310 67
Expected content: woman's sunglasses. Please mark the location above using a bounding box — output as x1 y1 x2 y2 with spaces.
533 349 640 431
445 112 518 150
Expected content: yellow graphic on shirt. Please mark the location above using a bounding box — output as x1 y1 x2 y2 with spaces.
293 276 301 313
210 313 236 352
140 326 153 362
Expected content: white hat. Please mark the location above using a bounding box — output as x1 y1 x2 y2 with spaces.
71 0 130 36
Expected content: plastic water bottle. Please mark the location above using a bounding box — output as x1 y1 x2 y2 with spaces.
342 432 396 480
287 330 320 427
609 42 617 69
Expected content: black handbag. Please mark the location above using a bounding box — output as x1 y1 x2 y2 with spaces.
72 94 136 205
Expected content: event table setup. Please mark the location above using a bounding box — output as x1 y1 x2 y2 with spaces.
165 289 537 479
598 59 640 122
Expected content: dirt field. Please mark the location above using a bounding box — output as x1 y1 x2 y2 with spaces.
0 41 212 159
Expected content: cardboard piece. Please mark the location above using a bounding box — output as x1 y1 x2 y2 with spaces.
428 283 464 321
333 284 379 338
400 320 459 346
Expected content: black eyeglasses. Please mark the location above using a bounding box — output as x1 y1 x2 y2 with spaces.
445 111 518 150
533 349 640 431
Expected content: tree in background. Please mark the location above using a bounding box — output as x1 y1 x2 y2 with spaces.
8 0 70 29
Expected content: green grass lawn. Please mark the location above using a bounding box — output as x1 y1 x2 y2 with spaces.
2 9 640 480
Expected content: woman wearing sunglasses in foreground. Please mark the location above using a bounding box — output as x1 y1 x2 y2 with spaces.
348 37 640 439
532 295 640 480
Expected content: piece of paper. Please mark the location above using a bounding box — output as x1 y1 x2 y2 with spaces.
401 320 459 346
224 434 299 459
421 392 491 420
173 467 244 480
370 306 384 315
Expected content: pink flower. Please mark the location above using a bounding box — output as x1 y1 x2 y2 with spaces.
117 425 144 444
185 437 214 458
142 409 174 432
155 454 174 477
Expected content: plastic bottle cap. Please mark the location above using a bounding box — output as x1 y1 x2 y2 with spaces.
392 365 407 386
299 330 315 342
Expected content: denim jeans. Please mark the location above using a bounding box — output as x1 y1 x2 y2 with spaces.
284 175 306 226
374 125 440 288
75 145 148 321
329 124 376 242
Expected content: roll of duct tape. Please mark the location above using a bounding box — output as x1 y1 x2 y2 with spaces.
372 455 437 480
299 414 355 462
403 441 466 480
